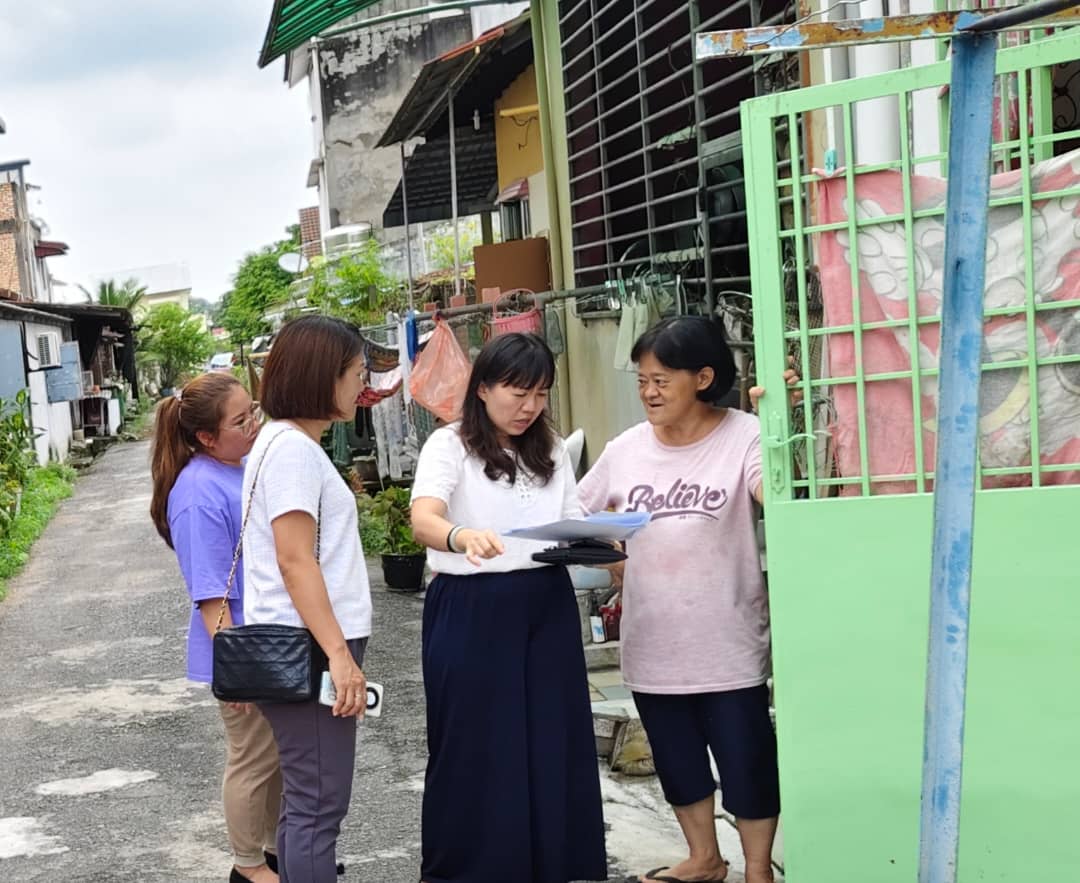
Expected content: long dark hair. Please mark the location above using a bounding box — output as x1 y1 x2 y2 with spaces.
150 372 242 549
460 333 557 485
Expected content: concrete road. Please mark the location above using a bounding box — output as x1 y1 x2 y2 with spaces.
0 440 689 883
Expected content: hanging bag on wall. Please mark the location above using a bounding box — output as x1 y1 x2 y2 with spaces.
211 430 326 703
408 319 471 423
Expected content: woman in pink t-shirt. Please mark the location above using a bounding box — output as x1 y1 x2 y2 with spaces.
579 316 793 883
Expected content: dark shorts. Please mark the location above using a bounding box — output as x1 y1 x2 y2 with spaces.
633 684 780 819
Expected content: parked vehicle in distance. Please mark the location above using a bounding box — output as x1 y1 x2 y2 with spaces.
207 352 235 373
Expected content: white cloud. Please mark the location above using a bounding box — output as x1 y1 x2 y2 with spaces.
0 0 317 300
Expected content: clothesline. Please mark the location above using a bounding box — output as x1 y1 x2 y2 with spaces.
354 285 611 336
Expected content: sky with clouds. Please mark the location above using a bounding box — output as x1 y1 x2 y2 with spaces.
1 1 314 302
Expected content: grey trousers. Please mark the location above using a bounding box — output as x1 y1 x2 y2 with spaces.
259 637 367 883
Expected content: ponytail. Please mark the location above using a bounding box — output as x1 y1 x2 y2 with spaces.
149 373 241 548
150 396 191 548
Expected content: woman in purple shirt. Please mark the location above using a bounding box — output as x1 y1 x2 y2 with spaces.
150 371 280 883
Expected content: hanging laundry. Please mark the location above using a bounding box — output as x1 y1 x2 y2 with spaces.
613 282 671 371
545 303 566 356
363 337 399 374
330 421 351 466
613 288 638 373
816 147 1080 493
405 310 420 362
396 317 413 405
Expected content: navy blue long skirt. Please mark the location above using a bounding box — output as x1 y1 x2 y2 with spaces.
421 565 608 883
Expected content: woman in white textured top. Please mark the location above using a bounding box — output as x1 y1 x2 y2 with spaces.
410 333 607 883
242 315 371 883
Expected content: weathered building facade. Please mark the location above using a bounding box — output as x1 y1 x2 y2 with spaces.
290 4 474 237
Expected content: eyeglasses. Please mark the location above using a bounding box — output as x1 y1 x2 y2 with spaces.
225 405 264 434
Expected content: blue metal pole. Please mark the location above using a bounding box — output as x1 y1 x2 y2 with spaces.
918 25 997 883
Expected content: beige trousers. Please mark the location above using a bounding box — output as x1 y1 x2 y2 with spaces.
219 701 283 867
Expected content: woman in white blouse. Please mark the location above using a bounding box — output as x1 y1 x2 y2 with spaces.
410 333 607 883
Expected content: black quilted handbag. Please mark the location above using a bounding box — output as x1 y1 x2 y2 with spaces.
212 624 326 703
211 430 324 704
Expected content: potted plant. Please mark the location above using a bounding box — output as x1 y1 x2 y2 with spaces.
358 486 426 590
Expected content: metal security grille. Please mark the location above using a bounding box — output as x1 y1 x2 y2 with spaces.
558 0 798 305
743 30 1080 502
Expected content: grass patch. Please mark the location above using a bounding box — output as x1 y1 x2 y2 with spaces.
0 463 76 600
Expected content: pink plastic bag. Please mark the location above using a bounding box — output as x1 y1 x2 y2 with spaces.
408 320 471 423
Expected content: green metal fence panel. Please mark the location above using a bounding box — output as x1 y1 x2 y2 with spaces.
747 30 1080 502
742 29 1080 883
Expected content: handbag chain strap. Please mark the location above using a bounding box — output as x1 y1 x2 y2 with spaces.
215 426 322 634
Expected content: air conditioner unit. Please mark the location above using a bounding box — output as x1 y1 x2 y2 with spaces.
81 371 94 393
36 332 62 369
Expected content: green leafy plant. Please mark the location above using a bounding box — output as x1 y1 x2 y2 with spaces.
137 303 215 390
0 391 38 534
306 236 405 328
357 486 424 556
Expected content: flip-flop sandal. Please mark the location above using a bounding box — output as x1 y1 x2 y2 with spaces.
640 866 729 883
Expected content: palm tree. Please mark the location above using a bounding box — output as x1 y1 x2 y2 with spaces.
87 277 147 311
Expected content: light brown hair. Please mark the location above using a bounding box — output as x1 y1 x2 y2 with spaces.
259 315 364 420
150 372 241 548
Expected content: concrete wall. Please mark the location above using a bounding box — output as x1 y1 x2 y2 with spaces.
494 65 543 191
562 305 642 469
317 13 474 232
25 321 73 464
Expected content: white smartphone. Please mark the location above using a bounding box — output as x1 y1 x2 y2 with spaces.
319 672 383 718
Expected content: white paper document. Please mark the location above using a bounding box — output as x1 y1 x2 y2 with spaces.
504 511 652 542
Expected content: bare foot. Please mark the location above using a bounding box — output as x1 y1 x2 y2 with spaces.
234 864 278 883
639 857 729 882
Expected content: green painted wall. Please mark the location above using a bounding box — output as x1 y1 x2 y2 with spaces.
766 487 1080 881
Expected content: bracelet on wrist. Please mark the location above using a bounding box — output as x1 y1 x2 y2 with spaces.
447 525 465 553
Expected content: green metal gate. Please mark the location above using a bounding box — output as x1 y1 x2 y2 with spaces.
742 30 1080 882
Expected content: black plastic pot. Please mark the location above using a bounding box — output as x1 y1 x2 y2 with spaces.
381 553 426 590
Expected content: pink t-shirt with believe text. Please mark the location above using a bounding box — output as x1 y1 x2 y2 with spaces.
578 411 770 694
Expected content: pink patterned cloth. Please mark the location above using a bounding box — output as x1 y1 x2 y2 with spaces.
816 149 1080 493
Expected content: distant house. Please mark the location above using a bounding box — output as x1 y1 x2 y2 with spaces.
33 303 139 442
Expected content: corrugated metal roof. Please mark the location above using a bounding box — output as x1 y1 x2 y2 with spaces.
376 12 531 147
382 121 498 228
0 301 72 325
259 0 382 68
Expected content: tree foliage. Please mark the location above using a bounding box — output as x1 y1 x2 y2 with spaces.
426 218 486 271
188 296 213 316
83 277 147 312
218 229 300 344
137 303 214 390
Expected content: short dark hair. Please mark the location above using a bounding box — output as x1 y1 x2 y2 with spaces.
260 315 364 420
461 333 557 484
630 316 737 403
